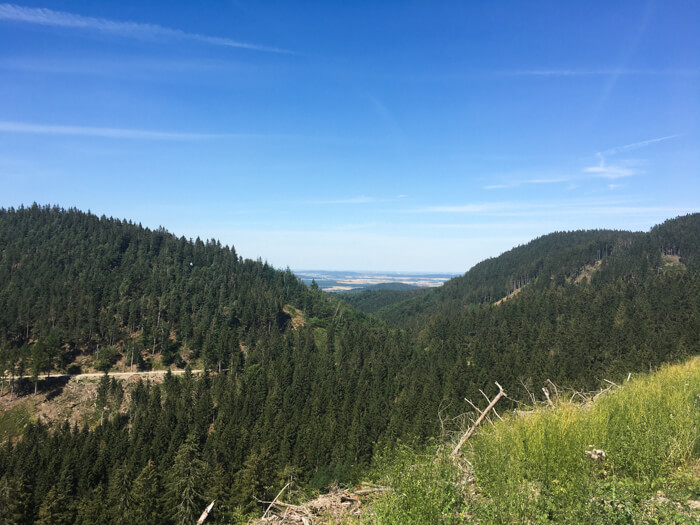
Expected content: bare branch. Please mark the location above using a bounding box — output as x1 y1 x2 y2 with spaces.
197 500 215 525
451 382 506 458
263 483 290 519
542 387 554 408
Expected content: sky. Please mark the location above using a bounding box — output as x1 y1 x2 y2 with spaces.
1 1 699 272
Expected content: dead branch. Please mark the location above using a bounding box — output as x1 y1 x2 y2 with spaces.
519 379 537 405
263 483 290 519
464 397 483 416
542 387 554 407
451 382 506 458
479 389 502 423
437 400 452 438
545 379 559 397
197 500 215 525
491 407 504 422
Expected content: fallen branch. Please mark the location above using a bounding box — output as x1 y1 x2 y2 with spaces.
197 500 215 525
451 382 506 458
263 483 290 519
479 389 504 421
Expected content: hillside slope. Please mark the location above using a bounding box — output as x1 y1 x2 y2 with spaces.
334 286 430 314
0 207 698 524
376 214 699 328
0 204 363 373
367 357 700 524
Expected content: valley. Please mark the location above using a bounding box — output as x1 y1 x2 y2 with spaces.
0 206 698 524
293 270 456 292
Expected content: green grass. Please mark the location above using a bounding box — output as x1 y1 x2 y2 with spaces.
0 399 36 442
364 443 465 524
363 358 700 524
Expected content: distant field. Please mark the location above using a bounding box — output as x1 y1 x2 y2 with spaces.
293 270 458 291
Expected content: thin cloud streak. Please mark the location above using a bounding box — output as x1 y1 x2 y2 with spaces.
484 177 570 190
0 56 246 76
583 162 637 179
601 134 681 156
583 134 679 180
0 121 260 140
486 135 679 190
499 68 699 77
0 3 290 53
405 200 698 219
304 196 379 205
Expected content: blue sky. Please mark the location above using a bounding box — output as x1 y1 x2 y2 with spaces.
1 1 698 272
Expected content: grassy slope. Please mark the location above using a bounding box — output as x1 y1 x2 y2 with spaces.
364 358 700 524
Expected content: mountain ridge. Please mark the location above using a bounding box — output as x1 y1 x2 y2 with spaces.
0 205 698 524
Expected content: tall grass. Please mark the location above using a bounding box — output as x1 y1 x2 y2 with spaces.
365 442 465 525
365 358 699 524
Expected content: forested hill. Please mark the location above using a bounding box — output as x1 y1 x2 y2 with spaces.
0 204 365 371
334 286 430 314
375 214 700 327
0 206 698 524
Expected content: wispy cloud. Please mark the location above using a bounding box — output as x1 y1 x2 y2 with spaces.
499 69 699 77
484 177 570 190
600 134 681 156
0 121 258 140
583 134 679 180
306 194 414 205
583 158 637 180
0 56 246 76
412 202 525 214
306 196 378 205
405 199 698 219
486 134 679 190
0 3 290 53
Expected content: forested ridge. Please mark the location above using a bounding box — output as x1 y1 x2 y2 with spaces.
334 286 430 314
0 205 698 524
0 204 363 374
374 219 698 327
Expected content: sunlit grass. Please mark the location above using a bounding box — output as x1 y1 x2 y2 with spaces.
0 399 36 442
364 358 700 524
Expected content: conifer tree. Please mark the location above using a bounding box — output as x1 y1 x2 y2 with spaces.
166 436 208 525
130 460 164 525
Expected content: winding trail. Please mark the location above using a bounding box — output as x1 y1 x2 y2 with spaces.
24 369 205 381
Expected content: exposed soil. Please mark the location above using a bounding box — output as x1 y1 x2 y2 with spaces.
494 286 522 306
284 305 306 330
573 259 602 284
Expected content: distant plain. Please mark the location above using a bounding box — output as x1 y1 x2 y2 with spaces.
293 270 458 291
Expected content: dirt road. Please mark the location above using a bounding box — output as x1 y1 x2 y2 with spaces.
26 369 205 381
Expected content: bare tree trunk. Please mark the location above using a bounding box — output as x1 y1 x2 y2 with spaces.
451 382 506 458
